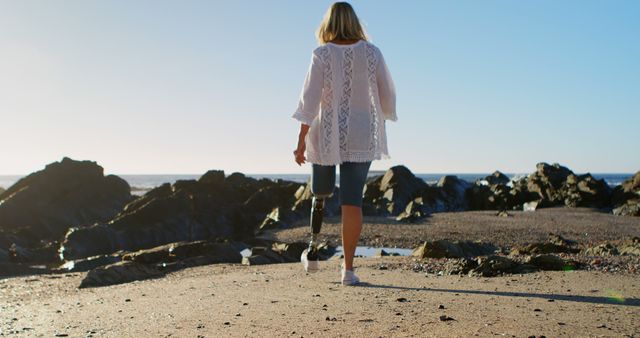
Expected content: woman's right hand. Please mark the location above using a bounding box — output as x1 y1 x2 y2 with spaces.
294 123 310 166
293 141 306 166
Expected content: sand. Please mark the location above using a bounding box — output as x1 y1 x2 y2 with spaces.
1 257 639 337
1 207 639 337
274 207 640 249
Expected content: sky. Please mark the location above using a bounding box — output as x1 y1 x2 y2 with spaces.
1 0 638 175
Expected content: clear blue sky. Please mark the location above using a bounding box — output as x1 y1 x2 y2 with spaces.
1 0 638 175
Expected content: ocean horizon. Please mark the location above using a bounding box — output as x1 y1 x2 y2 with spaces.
1 172 634 196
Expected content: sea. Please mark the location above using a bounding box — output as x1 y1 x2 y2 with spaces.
0 172 633 196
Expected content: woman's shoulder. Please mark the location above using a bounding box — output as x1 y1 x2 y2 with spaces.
364 40 381 53
311 45 329 56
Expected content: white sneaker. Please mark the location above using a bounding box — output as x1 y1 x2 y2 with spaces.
341 268 360 286
301 248 319 273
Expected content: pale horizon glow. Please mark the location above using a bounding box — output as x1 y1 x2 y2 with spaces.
1 1 639 175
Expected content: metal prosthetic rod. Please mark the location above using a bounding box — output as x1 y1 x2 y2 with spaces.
307 195 325 261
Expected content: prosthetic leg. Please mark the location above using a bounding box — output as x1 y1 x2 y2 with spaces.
301 194 327 272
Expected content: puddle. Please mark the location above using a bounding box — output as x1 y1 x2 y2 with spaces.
333 246 413 257
240 246 413 258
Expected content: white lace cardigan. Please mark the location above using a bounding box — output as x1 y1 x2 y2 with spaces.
291 40 397 166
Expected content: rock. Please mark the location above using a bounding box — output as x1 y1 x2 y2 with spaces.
613 200 640 217
79 261 164 288
618 237 640 256
442 258 478 275
242 246 285 265
527 162 573 205
524 163 612 209
412 240 498 259
582 243 619 256
483 171 511 186
0 187 5 195
291 180 341 217
436 175 471 211
395 197 430 222
367 165 428 216
375 249 390 257
0 263 48 278
0 157 133 262
510 234 579 255
526 254 578 271
467 182 515 211
271 242 309 261
496 210 510 217
562 173 611 208
244 183 303 228
198 170 225 185
60 172 299 260
8 242 59 264
523 200 541 212
243 241 334 265
258 207 301 231
122 240 242 265
57 254 121 272
547 233 576 247
510 242 580 256
361 175 386 215
611 171 640 207
470 255 529 277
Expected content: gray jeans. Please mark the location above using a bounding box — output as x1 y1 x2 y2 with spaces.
310 161 372 207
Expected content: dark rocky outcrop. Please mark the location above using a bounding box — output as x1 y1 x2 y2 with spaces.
60 171 301 261
364 166 478 219
362 166 428 216
611 172 640 216
0 157 134 263
527 163 612 209
0 157 133 242
412 240 498 259
468 163 620 212
527 163 573 205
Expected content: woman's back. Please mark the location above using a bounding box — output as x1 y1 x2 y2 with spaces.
293 39 396 166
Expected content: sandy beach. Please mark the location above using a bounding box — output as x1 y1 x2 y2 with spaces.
2 208 639 337
1 257 639 337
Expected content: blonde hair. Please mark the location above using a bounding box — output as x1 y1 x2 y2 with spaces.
316 2 368 45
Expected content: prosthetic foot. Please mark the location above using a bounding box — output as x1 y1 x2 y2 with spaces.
301 195 325 273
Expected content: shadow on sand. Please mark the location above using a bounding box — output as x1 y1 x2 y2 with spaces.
355 283 640 307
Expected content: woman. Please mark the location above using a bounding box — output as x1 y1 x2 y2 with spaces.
291 2 397 285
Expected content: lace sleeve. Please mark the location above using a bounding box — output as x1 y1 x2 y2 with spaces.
376 49 397 122
292 50 324 126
